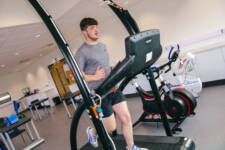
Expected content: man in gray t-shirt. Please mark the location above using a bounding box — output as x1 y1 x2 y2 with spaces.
75 18 148 150
75 42 110 90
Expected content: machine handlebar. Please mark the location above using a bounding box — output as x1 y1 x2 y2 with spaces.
150 45 180 79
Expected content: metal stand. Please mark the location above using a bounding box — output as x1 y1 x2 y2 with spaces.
0 133 10 150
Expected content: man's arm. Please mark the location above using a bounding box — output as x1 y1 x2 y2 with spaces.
75 48 105 83
83 66 105 82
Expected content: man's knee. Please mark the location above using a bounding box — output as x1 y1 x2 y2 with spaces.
113 102 132 125
103 114 117 133
118 111 132 126
108 124 117 133
106 120 117 133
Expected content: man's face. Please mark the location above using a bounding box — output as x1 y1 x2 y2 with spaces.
84 25 98 41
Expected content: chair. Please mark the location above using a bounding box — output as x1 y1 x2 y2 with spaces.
30 99 41 109
7 128 26 143
0 117 27 144
12 101 30 142
64 92 73 105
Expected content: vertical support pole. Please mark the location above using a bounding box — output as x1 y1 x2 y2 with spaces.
25 123 34 141
30 120 41 139
63 100 72 118
146 69 172 136
0 133 10 150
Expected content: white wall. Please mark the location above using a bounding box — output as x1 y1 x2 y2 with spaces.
195 46 225 82
0 48 63 111
129 0 225 46
0 73 26 117
22 51 62 92
0 73 26 100
19 50 64 106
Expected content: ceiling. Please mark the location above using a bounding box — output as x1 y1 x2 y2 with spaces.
0 0 138 75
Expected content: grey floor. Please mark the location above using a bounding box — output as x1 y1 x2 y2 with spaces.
9 85 225 150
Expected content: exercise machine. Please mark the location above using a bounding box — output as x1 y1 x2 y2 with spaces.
28 0 195 149
132 46 197 133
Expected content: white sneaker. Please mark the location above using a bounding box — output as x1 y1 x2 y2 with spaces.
86 127 98 148
127 144 149 150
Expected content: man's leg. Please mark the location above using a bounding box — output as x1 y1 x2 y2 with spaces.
113 101 134 149
90 113 117 135
87 92 117 148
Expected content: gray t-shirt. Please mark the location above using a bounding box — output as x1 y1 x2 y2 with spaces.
75 42 111 90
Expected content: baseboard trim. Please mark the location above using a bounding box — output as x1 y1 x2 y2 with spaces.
202 79 225 88
124 79 225 98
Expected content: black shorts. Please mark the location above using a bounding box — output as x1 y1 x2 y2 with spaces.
101 90 125 118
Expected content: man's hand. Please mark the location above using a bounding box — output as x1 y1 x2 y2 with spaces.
82 66 105 82
94 66 105 80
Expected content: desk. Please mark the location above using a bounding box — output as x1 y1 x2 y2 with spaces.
0 117 43 150
19 93 51 121
21 93 49 106
62 90 81 118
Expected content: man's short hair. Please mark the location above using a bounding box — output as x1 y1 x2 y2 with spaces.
80 18 98 31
